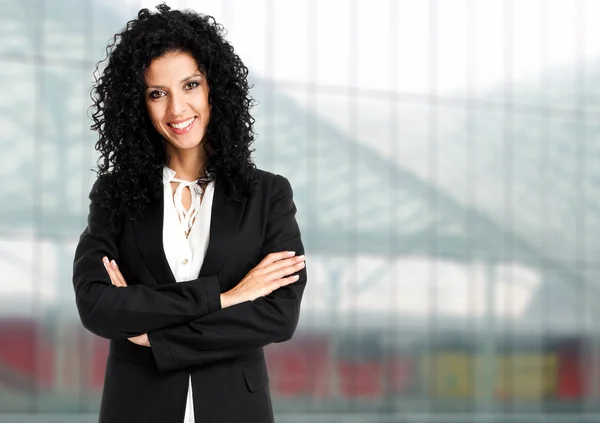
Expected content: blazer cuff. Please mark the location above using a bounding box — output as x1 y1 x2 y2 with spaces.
204 274 222 314
148 329 177 372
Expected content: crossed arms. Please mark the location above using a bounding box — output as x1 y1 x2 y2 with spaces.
72 173 307 372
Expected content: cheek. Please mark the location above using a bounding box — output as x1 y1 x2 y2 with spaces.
196 90 211 114
145 104 163 128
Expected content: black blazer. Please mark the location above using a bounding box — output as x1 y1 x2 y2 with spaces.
72 169 307 423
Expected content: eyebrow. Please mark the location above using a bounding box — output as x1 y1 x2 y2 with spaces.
146 73 203 90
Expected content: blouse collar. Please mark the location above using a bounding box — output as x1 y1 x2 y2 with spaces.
162 166 178 184
162 165 212 184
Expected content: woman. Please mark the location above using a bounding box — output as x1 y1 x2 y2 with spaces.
72 3 307 422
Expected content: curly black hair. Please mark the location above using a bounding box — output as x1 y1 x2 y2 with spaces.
88 2 258 232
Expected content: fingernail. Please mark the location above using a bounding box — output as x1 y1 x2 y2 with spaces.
111 259 117 268
102 256 108 264
287 251 295 255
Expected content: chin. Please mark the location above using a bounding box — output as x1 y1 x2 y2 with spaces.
165 137 204 150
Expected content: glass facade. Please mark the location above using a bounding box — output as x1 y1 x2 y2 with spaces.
1 1 599 422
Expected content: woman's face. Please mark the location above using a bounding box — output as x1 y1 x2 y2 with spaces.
144 51 211 152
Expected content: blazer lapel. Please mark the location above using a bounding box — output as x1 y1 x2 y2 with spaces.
133 188 175 286
133 176 247 286
199 176 247 277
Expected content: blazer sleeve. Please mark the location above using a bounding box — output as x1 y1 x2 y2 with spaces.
72 176 222 340
147 174 307 372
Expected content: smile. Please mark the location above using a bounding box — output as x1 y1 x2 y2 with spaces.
168 116 196 134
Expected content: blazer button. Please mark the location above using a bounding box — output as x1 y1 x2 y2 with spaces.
182 258 188 265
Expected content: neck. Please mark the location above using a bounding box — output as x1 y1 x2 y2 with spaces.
165 145 207 181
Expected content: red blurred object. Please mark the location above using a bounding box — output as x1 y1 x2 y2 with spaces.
266 337 332 398
557 341 585 399
0 319 54 389
90 336 109 390
338 360 383 398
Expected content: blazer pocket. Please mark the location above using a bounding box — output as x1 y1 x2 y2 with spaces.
242 354 269 393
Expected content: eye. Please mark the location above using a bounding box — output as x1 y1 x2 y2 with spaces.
149 90 165 99
185 81 200 90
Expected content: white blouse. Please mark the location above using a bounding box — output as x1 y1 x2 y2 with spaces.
162 165 215 423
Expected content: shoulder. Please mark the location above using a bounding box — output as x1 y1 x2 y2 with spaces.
89 172 120 203
254 168 294 199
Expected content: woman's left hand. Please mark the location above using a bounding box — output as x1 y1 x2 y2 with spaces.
128 333 151 347
102 256 151 348
102 256 128 287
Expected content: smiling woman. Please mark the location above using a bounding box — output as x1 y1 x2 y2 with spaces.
86 2 260 231
73 3 307 423
144 52 212 153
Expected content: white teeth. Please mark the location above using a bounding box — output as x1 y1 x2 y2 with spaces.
170 117 195 129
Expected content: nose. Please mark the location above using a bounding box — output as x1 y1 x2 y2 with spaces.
166 91 187 117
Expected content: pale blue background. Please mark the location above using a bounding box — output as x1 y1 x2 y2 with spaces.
1 0 599 421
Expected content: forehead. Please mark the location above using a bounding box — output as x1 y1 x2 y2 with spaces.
144 51 200 81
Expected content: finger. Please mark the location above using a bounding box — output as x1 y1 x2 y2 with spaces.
265 256 305 279
103 260 122 286
103 257 125 287
266 274 300 296
110 260 128 287
278 274 300 287
107 259 124 286
256 251 295 269
102 257 116 284
257 255 302 277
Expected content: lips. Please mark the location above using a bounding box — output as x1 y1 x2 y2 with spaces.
167 116 196 135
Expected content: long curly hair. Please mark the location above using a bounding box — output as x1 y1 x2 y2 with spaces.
88 2 258 232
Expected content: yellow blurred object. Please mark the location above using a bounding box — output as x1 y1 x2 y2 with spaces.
421 352 474 398
495 353 557 399
421 351 557 400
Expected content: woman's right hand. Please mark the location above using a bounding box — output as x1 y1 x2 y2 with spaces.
220 251 305 308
